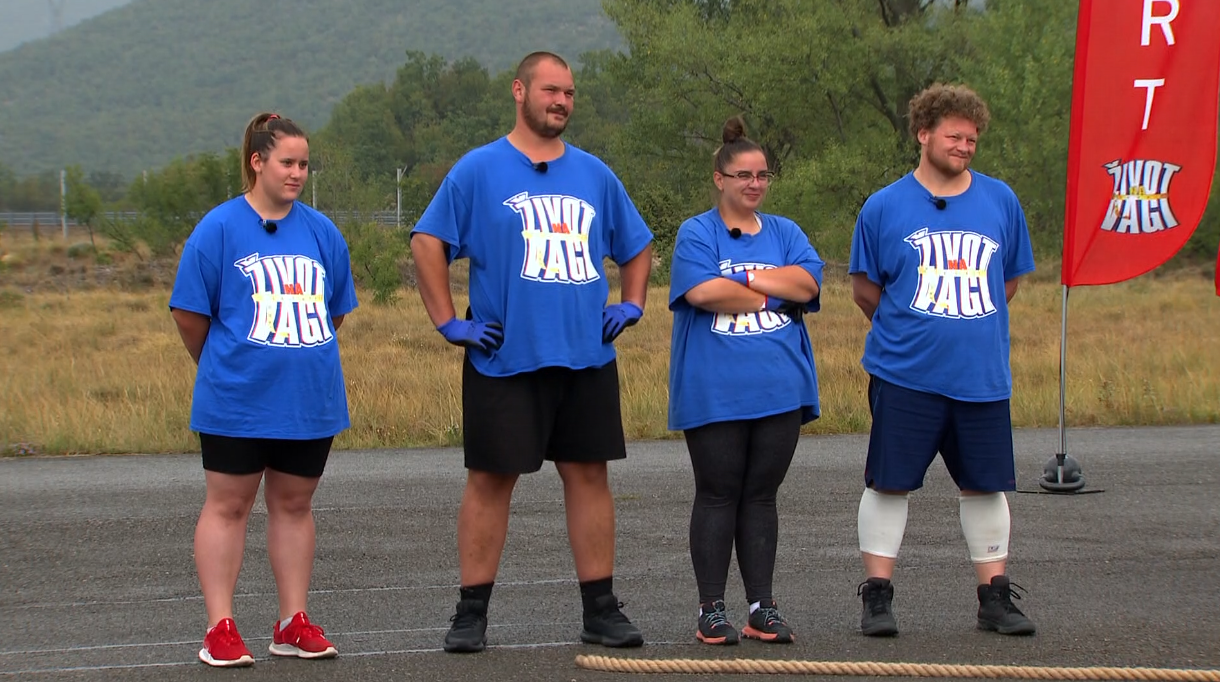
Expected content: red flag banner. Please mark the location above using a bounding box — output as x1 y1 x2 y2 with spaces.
1061 0 1220 287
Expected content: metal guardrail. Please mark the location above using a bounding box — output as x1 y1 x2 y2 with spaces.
0 210 404 230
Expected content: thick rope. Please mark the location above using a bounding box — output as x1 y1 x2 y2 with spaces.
574 655 1220 680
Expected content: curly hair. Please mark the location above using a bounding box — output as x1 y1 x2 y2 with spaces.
907 83 990 139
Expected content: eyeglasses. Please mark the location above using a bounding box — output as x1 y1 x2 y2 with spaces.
718 169 776 183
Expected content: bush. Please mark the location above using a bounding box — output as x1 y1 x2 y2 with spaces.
66 242 96 259
343 221 408 304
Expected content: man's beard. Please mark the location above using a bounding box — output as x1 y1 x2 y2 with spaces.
928 149 971 178
523 94 568 139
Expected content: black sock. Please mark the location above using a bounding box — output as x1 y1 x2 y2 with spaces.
579 576 614 612
460 582 493 605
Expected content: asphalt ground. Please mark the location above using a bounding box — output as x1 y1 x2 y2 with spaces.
2 425 1219 681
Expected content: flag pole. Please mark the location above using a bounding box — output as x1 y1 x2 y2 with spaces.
1058 284 1068 458
1038 284 1087 492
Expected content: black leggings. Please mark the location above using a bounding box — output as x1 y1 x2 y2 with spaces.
684 409 802 605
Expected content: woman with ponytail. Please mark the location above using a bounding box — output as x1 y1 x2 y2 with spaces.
169 112 357 667
667 115 823 646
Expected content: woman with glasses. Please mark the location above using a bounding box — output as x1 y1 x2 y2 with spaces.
667 115 824 645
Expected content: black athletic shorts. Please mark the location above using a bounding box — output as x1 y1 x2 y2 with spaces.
199 433 334 478
461 356 628 474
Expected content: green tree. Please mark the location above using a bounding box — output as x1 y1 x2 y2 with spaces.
323 83 407 192
64 165 103 248
601 0 979 260
953 0 1075 255
342 221 409 304
86 170 130 204
4 170 61 212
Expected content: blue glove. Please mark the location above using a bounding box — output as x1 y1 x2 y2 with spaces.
437 318 504 351
602 302 643 343
725 271 751 287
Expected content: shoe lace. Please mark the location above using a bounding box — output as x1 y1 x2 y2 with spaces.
857 581 891 616
754 605 786 626
450 610 484 628
298 621 327 640
593 600 632 625
209 622 244 648
995 582 1029 613
287 614 326 642
701 607 730 630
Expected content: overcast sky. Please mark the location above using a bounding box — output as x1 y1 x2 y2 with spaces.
0 0 133 53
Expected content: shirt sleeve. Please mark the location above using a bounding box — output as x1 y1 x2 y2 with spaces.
1003 191 1037 281
668 218 722 310
783 219 825 313
605 173 654 265
410 174 470 262
169 223 221 317
326 223 359 318
849 195 884 285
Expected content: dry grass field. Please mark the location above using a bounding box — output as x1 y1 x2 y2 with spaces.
2 231 1218 455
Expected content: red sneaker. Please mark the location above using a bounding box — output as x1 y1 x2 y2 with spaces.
199 618 254 667
269 611 338 659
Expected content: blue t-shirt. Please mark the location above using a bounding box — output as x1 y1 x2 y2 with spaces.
169 197 359 439
667 209 824 431
410 137 654 377
848 172 1035 402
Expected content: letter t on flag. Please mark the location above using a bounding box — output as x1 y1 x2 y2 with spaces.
1059 0 1220 289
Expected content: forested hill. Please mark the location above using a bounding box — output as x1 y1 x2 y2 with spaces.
0 0 133 53
0 0 621 176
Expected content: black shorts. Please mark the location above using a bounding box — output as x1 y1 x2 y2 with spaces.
462 356 627 474
199 433 334 478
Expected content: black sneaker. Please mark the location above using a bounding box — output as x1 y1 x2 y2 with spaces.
443 599 488 653
741 599 794 643
696 600 738 645
977 576 1036 635
857 578 898 637
580 594 644 647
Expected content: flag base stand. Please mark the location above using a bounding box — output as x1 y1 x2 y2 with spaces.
1017 453 1104 494
1027 287 1104 496
1040 452 1086 491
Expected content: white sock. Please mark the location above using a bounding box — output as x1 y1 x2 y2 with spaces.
279 616 294 630
749 601 760 614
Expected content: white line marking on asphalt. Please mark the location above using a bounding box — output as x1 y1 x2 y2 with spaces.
0 621 595 656
7 578 575 610
0 641 685 675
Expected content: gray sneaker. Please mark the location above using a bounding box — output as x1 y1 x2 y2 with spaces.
697 600 739 645
742 599 794 643
977 576 1036 635
857 578 898 637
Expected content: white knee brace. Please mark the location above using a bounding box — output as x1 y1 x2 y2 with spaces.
959 492 1011 563
857 488 909 558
